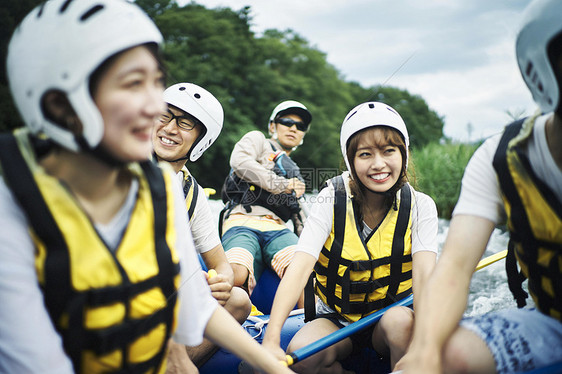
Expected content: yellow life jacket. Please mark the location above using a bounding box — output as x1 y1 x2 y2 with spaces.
180 167 199 222
0 130 181 373
313 175 413 323
493 116 562 321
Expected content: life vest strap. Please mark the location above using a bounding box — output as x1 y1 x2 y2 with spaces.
304 272 316 322
183 174 198 221
0 132 72 328
309 177 413 319
493 118 562 320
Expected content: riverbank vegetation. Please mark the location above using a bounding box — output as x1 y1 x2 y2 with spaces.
410 141 481 219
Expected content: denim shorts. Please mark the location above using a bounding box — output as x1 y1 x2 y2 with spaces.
460 308 562 373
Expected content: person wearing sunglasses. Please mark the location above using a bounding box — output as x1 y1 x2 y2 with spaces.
220 100 312 310
152 83 252 368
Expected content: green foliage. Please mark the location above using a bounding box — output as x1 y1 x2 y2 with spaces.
411 141 481 218
370 86 444 149
0 0 446 193
134 0 175 18
0 0 43 132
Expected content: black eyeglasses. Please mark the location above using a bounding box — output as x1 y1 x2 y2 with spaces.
275 117 308 132
159 110 198 131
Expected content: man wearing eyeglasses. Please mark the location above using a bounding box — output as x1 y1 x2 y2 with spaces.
220 100 312 310
152 83 252 369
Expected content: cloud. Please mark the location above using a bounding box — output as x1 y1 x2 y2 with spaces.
186 0 536 141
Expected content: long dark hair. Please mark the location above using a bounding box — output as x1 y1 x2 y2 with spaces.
346 126 408 219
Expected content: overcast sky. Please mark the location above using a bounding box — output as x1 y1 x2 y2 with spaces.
183 0 536 142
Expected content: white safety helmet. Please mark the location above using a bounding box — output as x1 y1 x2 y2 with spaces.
516 0 562 113
163 83 224 161
268 100 312 135
7 0 163 152
340 102 409 173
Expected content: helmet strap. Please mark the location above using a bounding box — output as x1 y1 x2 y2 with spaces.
77 136 126 168
169 155 189 163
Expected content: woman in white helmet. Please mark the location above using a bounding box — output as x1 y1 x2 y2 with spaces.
152 82 252 367
397 0 562 373
262 102 438 373
0 1 294 374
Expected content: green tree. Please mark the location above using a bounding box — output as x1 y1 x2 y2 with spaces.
153 3 262 189
0 0 43 132
369 86 444 149
412 141 480 218
1 0 446 194
134 0 175 18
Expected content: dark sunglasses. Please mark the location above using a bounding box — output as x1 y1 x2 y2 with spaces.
275 117 308 132
159 109 198 131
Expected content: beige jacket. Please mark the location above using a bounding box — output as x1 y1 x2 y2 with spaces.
228 130 294 222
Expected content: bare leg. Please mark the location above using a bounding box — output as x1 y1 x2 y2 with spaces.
372 306 414 369
186 287 252 366
442 326 496 374
166 339 199 374
287 318 354 374
231 263 250 291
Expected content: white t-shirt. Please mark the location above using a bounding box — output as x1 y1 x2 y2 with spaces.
0 166 217 373
176 168 221 254
453 114 562 223
296 173 439 259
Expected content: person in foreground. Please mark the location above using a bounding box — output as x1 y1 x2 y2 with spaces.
0 1 292 373
152 82 251 367
395 1 562 373
262 102 438 373
220 100 310 302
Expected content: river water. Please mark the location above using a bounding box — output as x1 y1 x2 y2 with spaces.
208 199 529 317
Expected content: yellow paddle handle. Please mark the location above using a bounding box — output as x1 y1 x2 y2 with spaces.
475 249 508 271
203 188 216 198
207 269 218 279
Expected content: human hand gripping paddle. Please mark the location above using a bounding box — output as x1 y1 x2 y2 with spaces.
281 250 508 367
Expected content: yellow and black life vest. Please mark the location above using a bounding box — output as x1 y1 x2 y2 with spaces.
181 167 199 222
0 130 181 373
311 175 413 323
493 116 562 321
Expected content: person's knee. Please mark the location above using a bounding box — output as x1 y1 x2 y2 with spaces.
231 263 250 288
442 341 472 374
441 327 496 374
224 286 251 324
286 335 307 354
288 344 341 374
287 345 335 374
379 307 414 346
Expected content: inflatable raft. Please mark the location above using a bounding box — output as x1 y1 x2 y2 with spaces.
199 268 393 374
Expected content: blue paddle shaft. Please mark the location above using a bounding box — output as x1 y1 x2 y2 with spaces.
289 294 414 364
